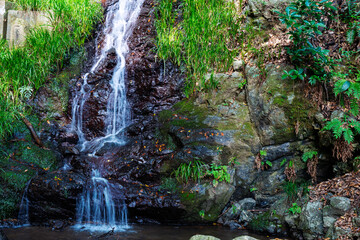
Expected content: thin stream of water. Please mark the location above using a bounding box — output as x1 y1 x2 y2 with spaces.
70 0 144 231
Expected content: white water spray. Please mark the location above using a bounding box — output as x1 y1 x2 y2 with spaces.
72 0 144 231
71 0 144 153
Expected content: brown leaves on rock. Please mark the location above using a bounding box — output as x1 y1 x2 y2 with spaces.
334 210 359 240
309 171 360 239
309 170 360 207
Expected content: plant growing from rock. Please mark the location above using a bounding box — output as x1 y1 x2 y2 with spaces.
279 0 360 171
205 164 230 187
288 202 301 214
302 150 318 182
173 159 205 183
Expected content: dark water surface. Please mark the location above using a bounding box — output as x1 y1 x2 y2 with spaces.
3 225 274 240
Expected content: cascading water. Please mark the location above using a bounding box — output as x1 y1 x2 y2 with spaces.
71 0 144 153
75 170 128 231
17 180 31 227
72 0 144 231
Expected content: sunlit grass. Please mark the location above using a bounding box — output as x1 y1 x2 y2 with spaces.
0 0 102 139
155 0 240 96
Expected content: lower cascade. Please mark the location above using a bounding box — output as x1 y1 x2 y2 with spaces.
74 170 128 231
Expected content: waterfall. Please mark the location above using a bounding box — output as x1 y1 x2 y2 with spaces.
74 170 128 232
71 0 144 153
17 180 31 226
71 0 144 231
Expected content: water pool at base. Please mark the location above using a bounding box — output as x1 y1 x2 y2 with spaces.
3 225 276 240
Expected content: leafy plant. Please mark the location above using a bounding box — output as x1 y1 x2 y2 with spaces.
238 79 247 89
288 203 302 214
278 0 336 85
323 116 360 144
173 159 205 183
199 209 205 218
302 151 318 162
250 187 258 192
0 0 102 139
205 164 230 186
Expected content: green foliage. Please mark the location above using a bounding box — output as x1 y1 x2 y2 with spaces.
283 180 310 200
238 79 247 89
323 116 360 144
205 164 231 186
174 159 205 183
250 187 258 192
341 0 360 44
155 0 240 96
0 0 102 139
260 150 267 156
279 0 335 85
302 151 318 162
259 150 272 168
288 203 302 214
279 0 360 162
199 209 205 218
249 211 271 232
333 71 360 116
173 159 231 186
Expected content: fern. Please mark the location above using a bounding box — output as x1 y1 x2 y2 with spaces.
349 119 360 134
302 151 318 162
323 117 360 144
347 28 356 44
323 118 344 139
350 99 359 116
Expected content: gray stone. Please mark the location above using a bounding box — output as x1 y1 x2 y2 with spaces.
323 216 336 228
246 63 316 145
239 210 254 223
247 0 291 20
232 236 259 240
0 1 15 39
233 59 244 71
6 10 50 47
182 182 235 222
219 198 256 223
238 198 257 211
299 201 324 236
330 197 351 214
189 235 220 240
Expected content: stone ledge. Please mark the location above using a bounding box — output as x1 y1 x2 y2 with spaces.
0 1 50 47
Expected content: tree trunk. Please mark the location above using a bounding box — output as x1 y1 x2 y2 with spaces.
20 113 44 148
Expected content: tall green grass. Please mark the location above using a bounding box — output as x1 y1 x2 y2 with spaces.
155 0 240 96
0 0 102 139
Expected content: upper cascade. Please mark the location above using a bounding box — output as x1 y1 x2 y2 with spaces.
71 0 144 154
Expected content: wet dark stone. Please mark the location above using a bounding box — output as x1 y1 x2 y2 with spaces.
28 171 86 223
27 0 186 225
0 229 8 240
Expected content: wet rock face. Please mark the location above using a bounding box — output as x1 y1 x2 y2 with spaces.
69 48 116 141
27 171 86 223
126 0 184 119
28 0 186 224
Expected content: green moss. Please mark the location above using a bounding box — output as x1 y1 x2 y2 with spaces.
158 99 210 130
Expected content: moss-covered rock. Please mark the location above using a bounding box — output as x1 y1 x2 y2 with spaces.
246 63 317 146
